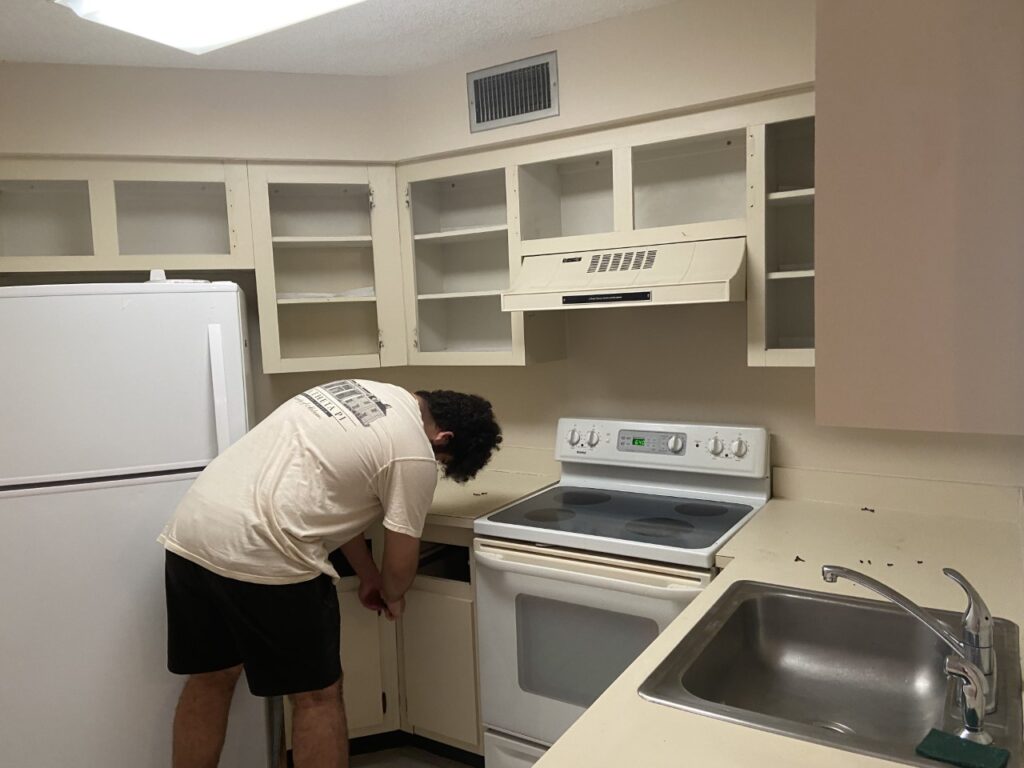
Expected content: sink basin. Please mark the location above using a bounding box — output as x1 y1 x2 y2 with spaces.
639 581 1022 766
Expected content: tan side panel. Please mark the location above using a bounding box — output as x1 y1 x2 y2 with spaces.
815 0 1024 434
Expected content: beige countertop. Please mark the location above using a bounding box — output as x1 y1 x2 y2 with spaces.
424 447 558 530
536 494 1024 767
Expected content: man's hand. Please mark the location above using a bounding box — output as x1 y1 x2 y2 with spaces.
383 595 406 621
357 577 386 613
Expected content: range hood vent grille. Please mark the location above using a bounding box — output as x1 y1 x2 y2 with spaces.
587 250 658 274
468 52 559 133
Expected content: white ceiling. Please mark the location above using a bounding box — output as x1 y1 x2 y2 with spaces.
0 0 674 77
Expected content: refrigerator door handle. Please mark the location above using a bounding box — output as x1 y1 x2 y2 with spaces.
207 324 231 455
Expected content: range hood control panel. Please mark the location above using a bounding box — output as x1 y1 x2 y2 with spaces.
557 418 768 479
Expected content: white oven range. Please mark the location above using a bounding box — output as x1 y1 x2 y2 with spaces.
473 418 770 767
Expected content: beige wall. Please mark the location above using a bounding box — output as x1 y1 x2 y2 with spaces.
385 0 816 160
0 63 392 161
0 0 815 161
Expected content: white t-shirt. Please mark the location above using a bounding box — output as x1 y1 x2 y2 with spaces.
159 379 438 585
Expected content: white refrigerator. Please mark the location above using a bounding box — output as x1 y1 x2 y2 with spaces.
0 280 273 767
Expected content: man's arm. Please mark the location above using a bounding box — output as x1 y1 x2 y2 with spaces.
380 529 420 619
338 535 385 612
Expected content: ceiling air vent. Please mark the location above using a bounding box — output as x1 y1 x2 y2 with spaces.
468 52 559 133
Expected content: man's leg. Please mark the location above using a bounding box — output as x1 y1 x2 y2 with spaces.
172 664 243 768
290 678 348 768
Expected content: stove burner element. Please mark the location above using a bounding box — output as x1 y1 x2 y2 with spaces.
524 508 577 523
552 490 611 506
624 517 696 538
675 502 728 517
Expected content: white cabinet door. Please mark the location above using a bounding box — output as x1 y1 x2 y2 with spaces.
335 577 400 737
401 576 481 751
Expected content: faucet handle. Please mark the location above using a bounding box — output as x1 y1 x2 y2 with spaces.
944 656 993 745
942 568 994 651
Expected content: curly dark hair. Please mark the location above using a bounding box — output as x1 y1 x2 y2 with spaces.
416 390 502 483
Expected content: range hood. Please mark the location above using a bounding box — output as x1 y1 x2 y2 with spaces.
501 238 745 312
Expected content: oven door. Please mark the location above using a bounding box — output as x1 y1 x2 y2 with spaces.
474 537 708 746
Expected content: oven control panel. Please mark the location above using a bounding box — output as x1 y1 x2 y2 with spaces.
557 418 768 478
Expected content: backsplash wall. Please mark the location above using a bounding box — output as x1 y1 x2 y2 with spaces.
258 300 1024 492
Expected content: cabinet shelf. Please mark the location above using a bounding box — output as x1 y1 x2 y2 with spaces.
767 188 815 205
767 269 815 280
277 291 376 305
417 289 503 301
272 235 373 247
413 225 508 244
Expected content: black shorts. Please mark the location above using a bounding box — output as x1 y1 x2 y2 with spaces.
164 551 341 697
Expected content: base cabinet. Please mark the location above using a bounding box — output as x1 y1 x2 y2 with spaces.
401 577 480 750
284 537 481 755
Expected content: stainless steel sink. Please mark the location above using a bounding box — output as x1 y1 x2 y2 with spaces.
639 581 1022 766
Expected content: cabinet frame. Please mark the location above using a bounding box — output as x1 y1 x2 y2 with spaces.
0 158 253 271
746 108 817 367
398 156 565 366
248 163 408 374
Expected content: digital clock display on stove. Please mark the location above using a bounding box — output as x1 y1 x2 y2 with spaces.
631 438 646 446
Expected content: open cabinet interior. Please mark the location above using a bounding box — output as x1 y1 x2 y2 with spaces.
518 151 614 240
264 180 382 364
764 116 815 353
269 183 372 238
0 180 93 257
115 181 230 255
411 169 507 236
632 130 746 229
417 294 513 354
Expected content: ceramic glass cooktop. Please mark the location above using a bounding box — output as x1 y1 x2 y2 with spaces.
487 485 753 550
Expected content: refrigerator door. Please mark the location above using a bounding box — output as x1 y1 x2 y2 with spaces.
0 473 267 768
0 282 251 487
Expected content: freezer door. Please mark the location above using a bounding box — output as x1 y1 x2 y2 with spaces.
0 282 251 486
0 474 268 768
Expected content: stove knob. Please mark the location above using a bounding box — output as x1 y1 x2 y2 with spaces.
707 436 725 456
567 428 581 446
586 430 601 447
731 438 748 458
667 434 685 453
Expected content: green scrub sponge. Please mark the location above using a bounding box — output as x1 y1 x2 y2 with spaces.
915 729 1010 768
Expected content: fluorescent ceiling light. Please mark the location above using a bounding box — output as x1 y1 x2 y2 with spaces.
53 0 370 55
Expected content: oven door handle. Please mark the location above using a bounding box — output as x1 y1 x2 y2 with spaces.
475 548 704 599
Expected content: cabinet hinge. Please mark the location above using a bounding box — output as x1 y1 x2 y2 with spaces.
378 329 384 350
404 185 411 209
381 691 387 714
368 187 375 210
412 328 419 349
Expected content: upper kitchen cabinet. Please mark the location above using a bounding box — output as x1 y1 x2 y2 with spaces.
0 159 253 272
815 0 1024 434
746 115 816 367
398 160 565 366
515 134 748 258
249 165 407 374
518 150 615 245
631 130 747 233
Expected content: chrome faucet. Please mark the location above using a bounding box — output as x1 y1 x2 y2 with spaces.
821 565 997 715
